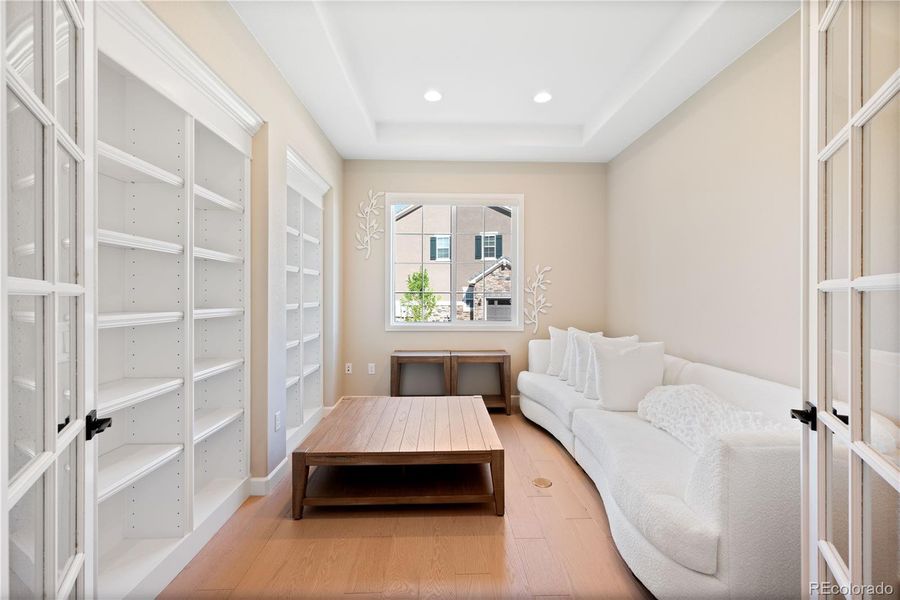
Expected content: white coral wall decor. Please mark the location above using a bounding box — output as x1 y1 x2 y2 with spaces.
524 264 553 335
355 190 385 259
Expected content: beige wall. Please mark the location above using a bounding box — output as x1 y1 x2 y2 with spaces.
605 14 802 386
146 1 344 477
342 161 607 396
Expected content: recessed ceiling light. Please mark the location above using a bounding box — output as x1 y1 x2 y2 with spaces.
424 89 442 102
533 90 553 104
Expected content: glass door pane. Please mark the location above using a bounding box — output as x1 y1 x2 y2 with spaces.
8 294 45 482
825 1 850 146
8 477 45 598
862 462 899 598
54 2 76 139
825 143 851 280
4 0 42 96
57 296 76 430
7 90 44 281
862 92 899 277
57 145 77 283
861 290 899 464
57 443 78 582
862 0 900 103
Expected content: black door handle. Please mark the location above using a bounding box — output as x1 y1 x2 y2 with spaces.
86 410 112 440
831 409 849 425
790 401 817 431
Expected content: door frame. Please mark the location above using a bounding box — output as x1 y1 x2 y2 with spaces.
802 1 900 598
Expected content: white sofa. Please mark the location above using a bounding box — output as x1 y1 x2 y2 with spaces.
518 339 802 600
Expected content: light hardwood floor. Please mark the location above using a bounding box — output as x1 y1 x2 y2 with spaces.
161 412 654 599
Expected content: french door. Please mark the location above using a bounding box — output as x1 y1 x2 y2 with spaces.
2 0 92 598
802 0 899 598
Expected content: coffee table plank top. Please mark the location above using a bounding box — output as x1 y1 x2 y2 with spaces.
303 396 501 456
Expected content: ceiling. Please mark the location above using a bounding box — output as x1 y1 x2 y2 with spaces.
231 1 798 163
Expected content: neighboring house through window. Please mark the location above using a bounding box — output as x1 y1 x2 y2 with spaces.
387 194 523 330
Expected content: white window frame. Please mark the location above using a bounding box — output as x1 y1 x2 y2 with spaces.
385 192 524 332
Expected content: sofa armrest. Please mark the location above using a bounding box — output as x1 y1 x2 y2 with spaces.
686 430 801 596
528 339 551 374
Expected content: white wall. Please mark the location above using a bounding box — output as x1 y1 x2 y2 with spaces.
342 160 607 397
605 14 802 386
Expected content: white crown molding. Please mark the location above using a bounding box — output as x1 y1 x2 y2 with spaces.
287 145 332 198
98 1 263 136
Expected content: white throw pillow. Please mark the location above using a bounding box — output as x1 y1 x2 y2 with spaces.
558 327 599 382
595 341 665 411
638 384 791 454
546 326 568 376
573 331 591 392
584 334 639 400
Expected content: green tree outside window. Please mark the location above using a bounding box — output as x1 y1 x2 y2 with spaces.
401 270 437 321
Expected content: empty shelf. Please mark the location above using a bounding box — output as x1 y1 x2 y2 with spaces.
303 364 320 378
286 225 300 237
286 303 300 311
98 311 183 329
194 307 243 320
98 377 184 416
286 339 300 350
98 141 183 187
98 229 183 255
98 444 183 502
303 233 320 245
303 268 320 276
194 247 242 263
194 184 242 213
285 264 300 273
303 302 320 309
193 407 243 444
194 478 245 525
286 375 300 389
303 332 320 343
194 357 243 382
99 537 182 600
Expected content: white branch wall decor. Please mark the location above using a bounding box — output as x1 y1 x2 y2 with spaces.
524 264 553 334
355 189 385 259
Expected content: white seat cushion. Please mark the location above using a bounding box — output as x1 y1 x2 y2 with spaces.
572 409 719 575
517 371 597 428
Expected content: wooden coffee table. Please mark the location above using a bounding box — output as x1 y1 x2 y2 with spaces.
292 396 504 519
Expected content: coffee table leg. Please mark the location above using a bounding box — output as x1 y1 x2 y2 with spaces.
491 449 505 516
292 452 309 520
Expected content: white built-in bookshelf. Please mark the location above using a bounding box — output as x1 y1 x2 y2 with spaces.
95 45 252 597
284 148 328 451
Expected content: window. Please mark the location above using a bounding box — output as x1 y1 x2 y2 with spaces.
481 232 499 259
431 234 450 261
387 193 523 330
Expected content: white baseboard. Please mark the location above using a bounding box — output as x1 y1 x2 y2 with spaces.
249 406 332 496
249 456 288 496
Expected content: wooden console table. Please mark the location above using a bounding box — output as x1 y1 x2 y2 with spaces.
390 350 511 414
390 351 452 396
